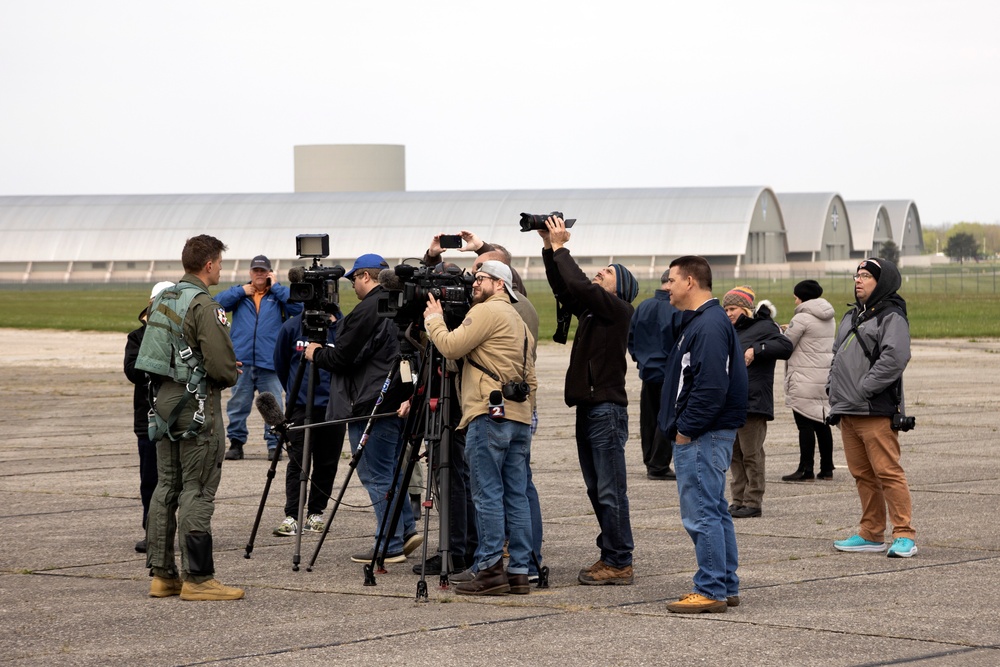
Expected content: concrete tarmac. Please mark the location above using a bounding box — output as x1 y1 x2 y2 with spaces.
1 329 998 666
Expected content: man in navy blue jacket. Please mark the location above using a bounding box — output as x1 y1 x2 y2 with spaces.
628 270 680 480
659 256 748 614
271 312 346 537
216 255 302 461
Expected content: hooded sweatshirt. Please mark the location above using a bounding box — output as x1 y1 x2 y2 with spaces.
827 260 911 417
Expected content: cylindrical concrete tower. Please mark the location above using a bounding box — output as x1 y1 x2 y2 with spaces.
294 144 405 192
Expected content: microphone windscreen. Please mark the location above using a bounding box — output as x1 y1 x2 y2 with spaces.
255 392 285 426
378 268 403 291
394 264 416 279
287 266 306 283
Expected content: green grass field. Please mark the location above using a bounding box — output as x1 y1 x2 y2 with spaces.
0 278 996 339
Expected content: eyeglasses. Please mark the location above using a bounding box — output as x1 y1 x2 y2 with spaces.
853 273 875 281
473 275 497 285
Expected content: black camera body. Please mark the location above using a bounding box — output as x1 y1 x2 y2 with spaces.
501 380 530 403
288 234 345 342
378 263 474 329
892 413 916 432
519 211 577 232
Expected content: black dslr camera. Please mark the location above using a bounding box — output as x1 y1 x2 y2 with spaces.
288 234 345 342
377 263 474 329
501 379 530 403
891 413 916 432
519 211 577 232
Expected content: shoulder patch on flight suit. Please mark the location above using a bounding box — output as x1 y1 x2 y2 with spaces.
216 308 229 327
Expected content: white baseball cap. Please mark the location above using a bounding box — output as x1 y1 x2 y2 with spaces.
477 260 519 302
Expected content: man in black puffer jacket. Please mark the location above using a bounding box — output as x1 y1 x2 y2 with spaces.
722 286 792 519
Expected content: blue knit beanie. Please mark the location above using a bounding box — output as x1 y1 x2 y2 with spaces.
611 264 639 303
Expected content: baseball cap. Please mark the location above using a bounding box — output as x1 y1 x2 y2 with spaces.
477 260 519 302
249 255 271 271
345 253 389 279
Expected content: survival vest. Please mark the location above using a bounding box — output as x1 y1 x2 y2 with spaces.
135 281 210 442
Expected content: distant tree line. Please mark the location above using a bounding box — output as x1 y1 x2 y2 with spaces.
922 222 1000 262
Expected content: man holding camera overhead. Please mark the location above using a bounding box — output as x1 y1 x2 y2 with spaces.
539 215 639 586
828 258 917 558
423 260 537 596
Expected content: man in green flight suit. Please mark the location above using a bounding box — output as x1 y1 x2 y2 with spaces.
140 234 244 601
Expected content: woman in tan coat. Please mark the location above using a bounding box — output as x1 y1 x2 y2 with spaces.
781 280 837 481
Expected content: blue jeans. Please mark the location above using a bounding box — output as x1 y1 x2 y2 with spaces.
674 429 740 601
226 366 284 450
466 415 532 575
575 402 633 568
349 418 415 553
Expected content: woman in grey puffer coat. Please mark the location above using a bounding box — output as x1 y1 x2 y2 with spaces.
781 280 837 481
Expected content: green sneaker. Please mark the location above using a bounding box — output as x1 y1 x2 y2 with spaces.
304 514 325 533
273 516 298 537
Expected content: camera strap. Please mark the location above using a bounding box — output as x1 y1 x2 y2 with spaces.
849 305 903 409
464 325 528 383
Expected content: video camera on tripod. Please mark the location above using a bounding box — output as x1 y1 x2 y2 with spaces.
377 262 474 329
288 234 345 343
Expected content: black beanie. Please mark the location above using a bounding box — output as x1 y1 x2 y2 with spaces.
794 279 823 302
857 258 882 282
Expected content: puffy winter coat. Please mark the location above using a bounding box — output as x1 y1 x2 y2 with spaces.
783 297 836 423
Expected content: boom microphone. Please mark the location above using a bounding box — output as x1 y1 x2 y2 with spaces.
378 268 403 291
287 266 306 283
256 392 287 428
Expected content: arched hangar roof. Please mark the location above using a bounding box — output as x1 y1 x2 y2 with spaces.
882 200 924 255
0 186 782 265
777 192 849 253
844 201 892 254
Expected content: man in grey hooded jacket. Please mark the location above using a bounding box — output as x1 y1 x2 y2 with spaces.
828 258 916 558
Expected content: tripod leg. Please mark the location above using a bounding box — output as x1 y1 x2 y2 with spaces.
244 356 306 558
292 361 320 571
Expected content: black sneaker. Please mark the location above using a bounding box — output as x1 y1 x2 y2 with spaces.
224 443 244 461
135 538 147 553
782 470 815 482
817 470 834 480
731 506 762 518
413 554 443 575
267 449 281 462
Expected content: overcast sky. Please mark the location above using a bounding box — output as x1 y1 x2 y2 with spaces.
1 1 997 227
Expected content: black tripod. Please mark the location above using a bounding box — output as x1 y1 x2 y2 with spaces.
366 334 456 598
304 338 419 573
243 320 342 570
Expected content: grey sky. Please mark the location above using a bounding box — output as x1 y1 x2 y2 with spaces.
1 1 997 228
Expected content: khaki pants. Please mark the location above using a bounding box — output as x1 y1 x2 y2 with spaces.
840 415 915 542
730 415 767 509
145 392 225 582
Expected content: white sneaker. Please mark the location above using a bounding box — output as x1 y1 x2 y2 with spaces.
273 516 298 537
304 514 325 533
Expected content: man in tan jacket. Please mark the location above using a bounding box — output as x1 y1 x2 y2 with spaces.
423 261 537 596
